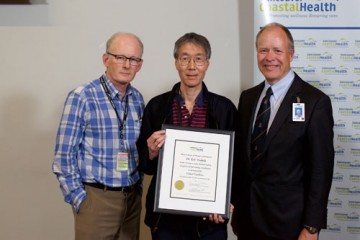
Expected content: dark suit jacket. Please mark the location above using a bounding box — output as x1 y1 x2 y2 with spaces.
232 73 334 240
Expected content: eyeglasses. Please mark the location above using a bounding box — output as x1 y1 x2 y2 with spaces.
178 55 207 66
107 52 142 66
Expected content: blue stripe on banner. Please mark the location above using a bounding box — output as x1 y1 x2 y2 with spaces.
287 27 360 30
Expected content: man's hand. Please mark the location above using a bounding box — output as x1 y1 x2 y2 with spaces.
298 228 319 240
147 130 165 160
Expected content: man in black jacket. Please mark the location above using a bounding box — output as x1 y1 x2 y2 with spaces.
137 32 236 240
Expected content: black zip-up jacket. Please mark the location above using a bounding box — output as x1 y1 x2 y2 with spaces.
137 82 237 233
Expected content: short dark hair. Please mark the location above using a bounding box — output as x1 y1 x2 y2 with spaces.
173 32 211 59
255 22 294 52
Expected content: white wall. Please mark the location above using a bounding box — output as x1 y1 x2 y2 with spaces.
0 1 253 239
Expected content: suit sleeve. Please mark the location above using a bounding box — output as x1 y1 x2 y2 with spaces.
136 100 159 175
303 94 334 228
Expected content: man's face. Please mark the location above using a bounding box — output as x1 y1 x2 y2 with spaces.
256 26 294 84
175 43 209 89
103 35 143 86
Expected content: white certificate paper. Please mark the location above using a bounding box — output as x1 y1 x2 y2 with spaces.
171 140 219 201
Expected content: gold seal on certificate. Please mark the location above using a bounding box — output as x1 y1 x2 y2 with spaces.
175 180 185 190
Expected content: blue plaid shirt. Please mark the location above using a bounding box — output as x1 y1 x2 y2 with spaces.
53 74 144 211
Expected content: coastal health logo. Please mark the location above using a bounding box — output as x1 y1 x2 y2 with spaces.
306 52 333 61
293 65 316 74
350 148 360 156
334 120 346 129
338 106 360 116
295 38 317 48
259 0 337 13
334 212 360 222
333 172 344 182
348 200 360 209
336 134 360 143
336 160 360 169
322 66 349 75
328 198 343 208
347 226 360 234
339 80 360 89
354 95 360 102
322 38 350 48
340 53 360 61
334 145 345 156
328 92 348 102
323 224 341 233
307 78 332 89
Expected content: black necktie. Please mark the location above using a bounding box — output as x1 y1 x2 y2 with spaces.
251 87 273 162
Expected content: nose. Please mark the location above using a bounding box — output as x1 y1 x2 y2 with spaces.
265 50 276 61
187 58 196 69
123 58 131 68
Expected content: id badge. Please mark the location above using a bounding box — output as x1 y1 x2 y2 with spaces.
292 103 305 122
116 152 129 171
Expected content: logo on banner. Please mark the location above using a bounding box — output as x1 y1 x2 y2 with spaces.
335 186 360 195
349 174 360 182
348 201 360 209
295 38 317 48
329 93 348 102
352 121 360 129
334 212 360 221
322 66 349 75
323 224 341 233
333 172 344 182
337 134 360 143
336 160 360 169
335 146 345 156
322 39 350 48
347 227 360 234
339 80 360 89
350 148 360 156
328 198 343 208
340 53 360 61
258 1 338 13
293 65 316 74
338 107 360 116
354 67 360 75
307 52 333 61
334 120 347 129
307 79 332 89
353 95 360 102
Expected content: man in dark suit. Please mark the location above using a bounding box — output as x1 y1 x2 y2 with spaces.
231 22 334 240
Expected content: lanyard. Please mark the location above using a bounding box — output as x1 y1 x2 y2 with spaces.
100 76 128 139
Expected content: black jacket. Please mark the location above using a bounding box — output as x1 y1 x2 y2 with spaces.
137 82 237 231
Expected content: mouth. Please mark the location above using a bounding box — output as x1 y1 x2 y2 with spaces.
263 64 278 71
186 73 198 78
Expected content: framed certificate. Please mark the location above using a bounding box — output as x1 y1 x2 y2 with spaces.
154 124 234 219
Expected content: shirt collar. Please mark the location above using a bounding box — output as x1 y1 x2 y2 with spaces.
264 70 294 101
175 85 204 106
102 74 132 99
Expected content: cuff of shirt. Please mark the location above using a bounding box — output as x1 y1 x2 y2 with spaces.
65 187 86 213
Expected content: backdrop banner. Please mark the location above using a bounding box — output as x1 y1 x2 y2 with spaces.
254 1 360 239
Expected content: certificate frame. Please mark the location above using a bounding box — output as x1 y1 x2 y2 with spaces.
154 124 234 219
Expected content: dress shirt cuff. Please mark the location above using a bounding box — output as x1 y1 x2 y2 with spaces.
65 187 86 213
